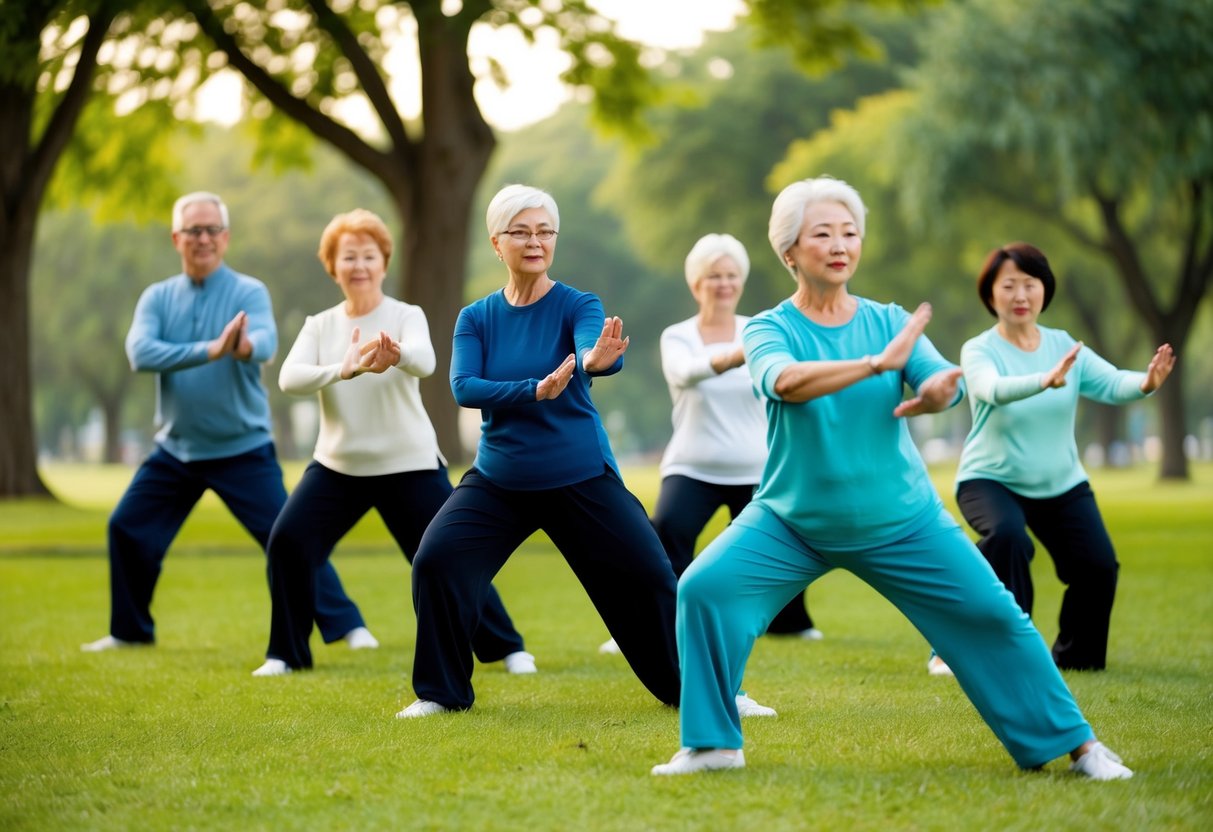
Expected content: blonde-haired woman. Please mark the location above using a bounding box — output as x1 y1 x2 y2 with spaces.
252 208 531 677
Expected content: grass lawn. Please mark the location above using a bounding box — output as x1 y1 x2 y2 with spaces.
1 462 1211 831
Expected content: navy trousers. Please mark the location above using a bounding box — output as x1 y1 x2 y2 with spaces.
264 461 525 669
411 467 680 710
106 443 361 643
956 478 1119 670
651 474 817 634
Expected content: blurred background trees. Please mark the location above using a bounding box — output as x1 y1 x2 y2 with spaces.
5 0 1211 497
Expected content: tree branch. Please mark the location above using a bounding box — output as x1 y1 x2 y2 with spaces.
1089 185 1165 334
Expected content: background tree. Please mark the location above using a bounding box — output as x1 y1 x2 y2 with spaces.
897 0 1213 479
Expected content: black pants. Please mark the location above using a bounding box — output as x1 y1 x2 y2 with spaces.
650 475 816 634
265 461 524 670
956 478 1118 670
411 467 680 710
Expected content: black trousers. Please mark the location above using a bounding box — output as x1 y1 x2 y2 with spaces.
265 461 524 670
956 478 1119 670
411 467 680 710
650 475 816 634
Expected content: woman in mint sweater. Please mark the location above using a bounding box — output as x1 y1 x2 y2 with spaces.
954 242 1174 671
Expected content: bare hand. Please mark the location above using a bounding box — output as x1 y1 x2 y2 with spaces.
893 367 963 418
340 327 366 379
711 346 747 374
537 353 577 400
583 316 630 373
360 330 401 374
1141 343 1175 394
207 311 247 361
873 303 932 373
1041 342 1082 389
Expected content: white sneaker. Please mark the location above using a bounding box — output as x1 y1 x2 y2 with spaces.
396 699 450 719
251 659 292 677
598 637 621 655
927 655 955 676
797 627 824 641
1070 742 1133 780
735 693 777 717
81 635 144 652
343 626 379 650
652 747 745 775
503 650 537 674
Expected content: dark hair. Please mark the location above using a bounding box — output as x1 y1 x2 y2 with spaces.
976 242 1056 317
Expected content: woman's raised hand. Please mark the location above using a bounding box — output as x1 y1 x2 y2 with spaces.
1141 343 1175 394
537 353 577 400
583 316 630 373
874 303 932 373
340 326 365 379
360 330 401 374
1041 342 1082 389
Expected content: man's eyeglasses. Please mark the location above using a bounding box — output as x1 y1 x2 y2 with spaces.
179 225 227 238
499 228 557 242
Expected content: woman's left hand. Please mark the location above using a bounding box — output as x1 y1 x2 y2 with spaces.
1141 343 1175 393
893 367 963 418
584 316 630 372
358 330 402 374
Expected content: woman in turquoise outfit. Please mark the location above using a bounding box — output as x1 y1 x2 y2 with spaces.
651 176 1132 780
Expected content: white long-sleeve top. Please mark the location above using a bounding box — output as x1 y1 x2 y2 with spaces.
657 315 767 484
278 296 445 476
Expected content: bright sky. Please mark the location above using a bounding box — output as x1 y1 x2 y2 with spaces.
194 0 746 132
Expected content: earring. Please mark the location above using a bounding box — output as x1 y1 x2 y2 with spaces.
497 253 503 261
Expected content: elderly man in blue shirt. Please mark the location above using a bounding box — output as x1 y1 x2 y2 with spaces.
82 192 373 654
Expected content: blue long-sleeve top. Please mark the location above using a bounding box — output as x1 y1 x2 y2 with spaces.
451 282 622 490
745 297 964 550
125 264 277 461
956 325 1148 498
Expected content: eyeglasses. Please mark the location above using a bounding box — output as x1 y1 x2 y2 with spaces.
499 228 557 242
179 225 227 238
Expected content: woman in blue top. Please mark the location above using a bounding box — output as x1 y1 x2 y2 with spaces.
398 184 682 717
652 176 1133 780
953 242 1174 671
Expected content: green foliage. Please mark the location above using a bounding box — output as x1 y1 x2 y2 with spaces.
1 463 1211 830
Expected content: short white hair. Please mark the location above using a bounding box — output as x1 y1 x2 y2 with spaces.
768 176 866 279
172 191 229 232
684 233 749 290
485 184 560 237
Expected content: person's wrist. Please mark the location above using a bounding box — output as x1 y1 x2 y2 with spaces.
866 354 882 375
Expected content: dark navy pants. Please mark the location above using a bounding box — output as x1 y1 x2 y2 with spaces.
106 443 361 643
651 474 817 634
957 478 1119 670
264 461 525 669
411 467 680 710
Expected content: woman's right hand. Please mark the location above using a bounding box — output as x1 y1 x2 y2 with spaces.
1041 342 1082 388
873 303 932 372
340 327 365 380
537 353 577 400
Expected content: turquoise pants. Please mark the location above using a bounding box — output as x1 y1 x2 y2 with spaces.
676 502 1095 769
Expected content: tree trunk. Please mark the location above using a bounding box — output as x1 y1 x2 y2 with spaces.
1154 351 1188 480
101 394 123 465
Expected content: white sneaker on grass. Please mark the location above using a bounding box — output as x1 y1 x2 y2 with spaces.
652 748 745 775
598 637 621 655
251 659 292 677
503 650 537 674
735 693 777 717
797 627 824 641
1070 742 1133 780
927 654 955 676
343 626 379 650
81 635 146 652
396 699 450 719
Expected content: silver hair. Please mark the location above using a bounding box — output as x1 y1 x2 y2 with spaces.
172 191 230 231
485 184 560 237
684 233 750 290
768 176 866 279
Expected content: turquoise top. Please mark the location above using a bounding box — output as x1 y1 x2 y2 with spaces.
956 325 1147 498
125 264 277 462
744 297 963 550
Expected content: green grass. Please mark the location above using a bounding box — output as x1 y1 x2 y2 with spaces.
1 463 1211 831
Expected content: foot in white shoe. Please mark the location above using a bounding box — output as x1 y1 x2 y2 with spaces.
503 650 537 674
652 747 745 775
396 699 451 719
735 693 777 718
927 655 955 676
251 659 292 677
598 637 621 655
343 626 379 650
797 627 824 641
81 635 146 652
1070 742 1133 780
